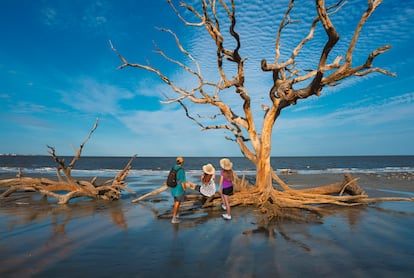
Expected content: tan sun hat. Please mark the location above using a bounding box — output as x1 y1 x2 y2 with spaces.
176 157 184 164
202 163 215 175
220 158 233 170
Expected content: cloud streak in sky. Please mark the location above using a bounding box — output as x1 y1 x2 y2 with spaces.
59 78 134 115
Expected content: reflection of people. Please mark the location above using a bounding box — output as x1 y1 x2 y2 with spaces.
194 163 216 198
171 157 187 224
219 158 234 220
110 209 127 230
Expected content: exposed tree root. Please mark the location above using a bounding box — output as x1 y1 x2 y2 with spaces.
133 173 414 223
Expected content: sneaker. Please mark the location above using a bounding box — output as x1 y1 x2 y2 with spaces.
221 204 226 210
222 213 232 220
171 217 180 224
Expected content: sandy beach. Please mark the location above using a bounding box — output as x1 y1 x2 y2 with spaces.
1 172 413 277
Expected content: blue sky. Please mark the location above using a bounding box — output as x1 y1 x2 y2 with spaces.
1 0 413 157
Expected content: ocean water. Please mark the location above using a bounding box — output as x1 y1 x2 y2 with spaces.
0 155 413 178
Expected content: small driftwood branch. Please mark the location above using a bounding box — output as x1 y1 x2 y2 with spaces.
132 184 169 203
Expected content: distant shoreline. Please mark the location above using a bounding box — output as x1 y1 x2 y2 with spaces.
2 154 414 157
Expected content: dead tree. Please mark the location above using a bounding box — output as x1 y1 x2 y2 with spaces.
112 0 413 221
0 119 136 204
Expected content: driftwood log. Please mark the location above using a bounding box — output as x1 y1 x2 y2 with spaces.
0 119 136 204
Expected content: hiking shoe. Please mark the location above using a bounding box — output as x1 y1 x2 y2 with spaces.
221 204 226 210
171 217 180 224
222 213 232 220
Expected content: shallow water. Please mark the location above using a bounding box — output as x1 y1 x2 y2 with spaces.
1 173 414 277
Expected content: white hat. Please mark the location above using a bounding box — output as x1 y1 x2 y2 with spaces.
220 158 233 170
202 163 215 175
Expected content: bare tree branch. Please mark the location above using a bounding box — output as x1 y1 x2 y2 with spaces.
111 1 409 220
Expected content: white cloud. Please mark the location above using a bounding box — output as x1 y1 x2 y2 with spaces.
278 91 414 131
59 78 134 115
40 1 111 32
41 7 58 26
116 108 241 156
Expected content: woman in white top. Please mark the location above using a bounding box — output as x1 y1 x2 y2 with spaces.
195 163 216 197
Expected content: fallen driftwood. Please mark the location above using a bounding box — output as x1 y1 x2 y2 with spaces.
0 119 136 204
131 181 222 219
132 184 169 203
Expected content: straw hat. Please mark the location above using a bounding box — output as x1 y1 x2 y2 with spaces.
202 163 215 175
220 158 233 170
176 157 184 164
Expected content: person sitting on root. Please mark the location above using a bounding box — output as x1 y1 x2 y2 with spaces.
194 163 216 199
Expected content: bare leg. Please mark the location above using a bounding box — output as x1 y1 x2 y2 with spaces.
223 194 231 216
173 201 180 217
219 189 225 206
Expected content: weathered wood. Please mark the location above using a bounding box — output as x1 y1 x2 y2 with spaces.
0 120 136 204
131 173 413 222
296 174 365 196
132 184 169 203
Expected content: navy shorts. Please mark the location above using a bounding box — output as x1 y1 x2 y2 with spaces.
222 186 233 196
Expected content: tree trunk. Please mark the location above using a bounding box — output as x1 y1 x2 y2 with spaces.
255 150 273 193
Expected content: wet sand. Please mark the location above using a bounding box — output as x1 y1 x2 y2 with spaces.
1 173 414 277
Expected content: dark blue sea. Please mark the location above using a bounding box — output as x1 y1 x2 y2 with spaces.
1 155 413 178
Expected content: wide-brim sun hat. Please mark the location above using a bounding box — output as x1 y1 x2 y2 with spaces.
202 163 215 175
220 158 233 170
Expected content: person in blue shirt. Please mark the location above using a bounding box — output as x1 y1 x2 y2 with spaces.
171 157 187 224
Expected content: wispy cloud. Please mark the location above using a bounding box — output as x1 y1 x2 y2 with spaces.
41 7 58 26
119 109 186 136
59 78 134 115
40 1 111 32
279 91 414 131
178 1 401 98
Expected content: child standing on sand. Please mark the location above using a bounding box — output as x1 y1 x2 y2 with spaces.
219 158 234 220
